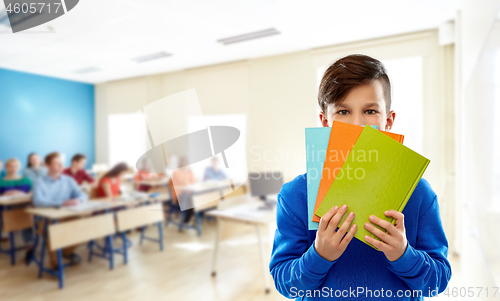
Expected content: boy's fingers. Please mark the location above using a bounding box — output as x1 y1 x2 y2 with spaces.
364 235 388 252
364 222 393 245
326 204 348 235
336 211 355 239
318 206 339 232
368 215 397 236
339 224 357 249
385 210 405 231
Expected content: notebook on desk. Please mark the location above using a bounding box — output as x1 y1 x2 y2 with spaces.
65 201 109 212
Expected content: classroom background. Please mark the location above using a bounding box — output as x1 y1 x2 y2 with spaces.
0 0 499 300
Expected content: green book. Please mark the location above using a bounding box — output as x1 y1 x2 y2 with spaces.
315 126 430 249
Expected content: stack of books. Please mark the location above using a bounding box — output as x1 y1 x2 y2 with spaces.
305 121 429 249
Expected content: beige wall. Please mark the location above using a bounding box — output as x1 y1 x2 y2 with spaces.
95 52 318 182
95 29 454 194
247 52 317 180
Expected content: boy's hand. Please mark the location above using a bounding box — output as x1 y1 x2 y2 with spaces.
62 199 81 207
363 210 407 261
314 204 357 262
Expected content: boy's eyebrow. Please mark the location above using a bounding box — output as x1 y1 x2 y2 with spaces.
363 102 381 108
332 103 348 109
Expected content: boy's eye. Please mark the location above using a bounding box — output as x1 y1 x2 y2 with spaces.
365 110 376 115
337 110 349 116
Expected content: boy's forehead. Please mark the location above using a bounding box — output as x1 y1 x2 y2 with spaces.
330 82 386 108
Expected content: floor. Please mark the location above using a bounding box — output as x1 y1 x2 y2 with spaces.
0 220 286 301
0 220 462 301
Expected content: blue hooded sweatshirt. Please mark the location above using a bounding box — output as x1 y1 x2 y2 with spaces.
269 174 451 300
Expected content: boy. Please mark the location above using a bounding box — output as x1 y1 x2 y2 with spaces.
203 156 227 181
33 152 88 267
269 54 451 300
63 153 94 185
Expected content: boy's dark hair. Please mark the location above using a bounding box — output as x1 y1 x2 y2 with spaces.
72 154 86 163
318 54 391 114
45 152 60 165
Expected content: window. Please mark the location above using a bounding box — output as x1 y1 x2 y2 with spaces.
382 56 424 153
187 114 247 183
493 49 500 208
316 66 327 127
108 113 148 168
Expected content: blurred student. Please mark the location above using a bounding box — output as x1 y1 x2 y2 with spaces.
0 158 35 263
33 152 87 267
96 162 128 198
0 159 7 241
0 159 5 178
33 152 86 207
0 159 4 241
63 154 94 185
203 156 227 181
23 153 47 182
171 157 196 225
0 158 32 195
135 158 164 192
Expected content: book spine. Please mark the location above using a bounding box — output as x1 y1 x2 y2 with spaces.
392 159 431 226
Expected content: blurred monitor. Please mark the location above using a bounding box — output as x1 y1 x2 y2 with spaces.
248 171 283 202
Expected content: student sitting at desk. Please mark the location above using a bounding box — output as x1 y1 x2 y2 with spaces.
171 157 196 226
203 156 227 181
0 159 6 241
23 153 48 183
63 154 94 185
0 158 34 262
0 159 6 179
134 158 164 192
33 152 88 267
0 158 32 195
96 162 128 198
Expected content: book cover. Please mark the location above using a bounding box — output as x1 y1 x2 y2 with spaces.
305 127 330 230
312 121 404 223
314 125 429 249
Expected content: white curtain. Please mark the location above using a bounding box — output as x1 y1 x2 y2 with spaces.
456 1 500 292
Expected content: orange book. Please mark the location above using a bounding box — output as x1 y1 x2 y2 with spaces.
312 121 404 223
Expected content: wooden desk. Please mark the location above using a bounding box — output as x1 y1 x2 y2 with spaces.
134 178 170 195
134 192 170 204
206 194 276 293
25 193 170 221
26 193 167 288
175 180 236 194
0 194 33 265
121 173 135 182
135 178 169 187
0 194 32 206
26 198 130 220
